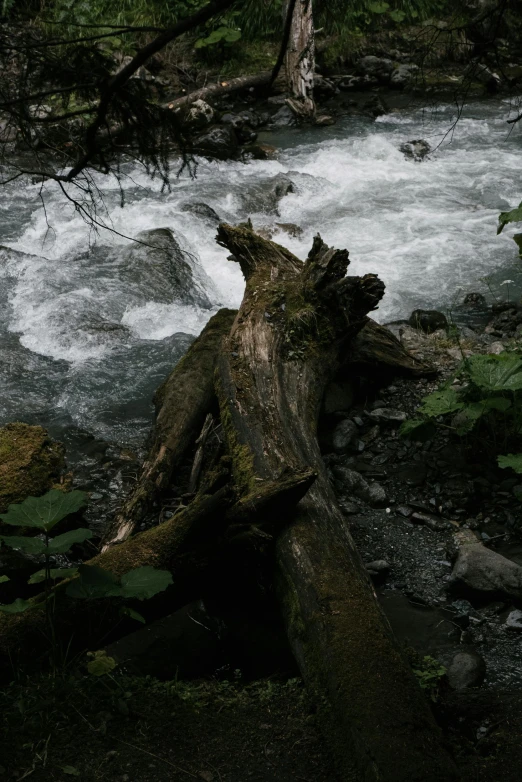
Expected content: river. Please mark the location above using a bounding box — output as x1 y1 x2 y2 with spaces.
1 97 521 460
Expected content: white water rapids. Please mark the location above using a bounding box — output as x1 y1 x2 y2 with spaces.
1 98 521 451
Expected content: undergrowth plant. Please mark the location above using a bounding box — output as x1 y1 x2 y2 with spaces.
0 489 173 665
400 351 522 477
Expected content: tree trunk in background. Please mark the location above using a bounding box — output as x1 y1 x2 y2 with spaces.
284 0 316 117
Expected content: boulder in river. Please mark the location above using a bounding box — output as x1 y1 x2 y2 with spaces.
270 104 297 127
180 99 214 131
180 202 221 223
119 227 213 308
240 174 296 216
408 309 448 333
193 125 239 159
390 63 420 89
0 422 65 513
357 55 394 83
400 139 431 161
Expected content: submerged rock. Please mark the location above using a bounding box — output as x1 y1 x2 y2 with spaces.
400 139 431 161
240 174 296 216
119 227 213 308
181 202 221 223
0 422 65 513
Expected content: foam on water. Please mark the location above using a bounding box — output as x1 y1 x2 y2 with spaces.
1 99 522 446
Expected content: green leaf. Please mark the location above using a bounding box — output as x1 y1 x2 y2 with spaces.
121 606 146 624
368 1 389 12
467 353 522 392
0 598 32 614
28 567 78 585
119 567 173 600
46 528 92 555
399 419 437 441
483 397 512 411
420 387 463 417
389 9 406 22
0 489 87 532
0 535 46 555
0 575 10 584
498 201 522 234
498 453 522 473
61 767 80 777
87 650 117 676
66 565 120 599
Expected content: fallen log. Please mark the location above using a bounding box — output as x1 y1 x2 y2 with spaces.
164 72 273 112
214 225 458 781
101 308 236 550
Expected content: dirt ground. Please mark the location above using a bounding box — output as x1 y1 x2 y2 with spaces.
0 674 337 782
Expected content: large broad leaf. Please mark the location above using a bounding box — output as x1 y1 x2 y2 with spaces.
498 201 522 234
0 598 32 614
0 535 46 555
0 575 9 584
498 453 522 474
467 353 522 392
28 567 78 585
65 565 120 599
420 387 463 418
0 489 87 532
119 567 173 600
399 419 437 441
120 606 146 624
368 1 390 11
46 528 92 555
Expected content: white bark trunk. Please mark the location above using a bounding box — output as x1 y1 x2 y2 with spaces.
284 0 315 117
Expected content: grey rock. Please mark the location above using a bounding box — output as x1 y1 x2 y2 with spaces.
462 292 487 308
119 227 213 308
446 651 486 690
358 55 394 82
390 63 420 88
451 539 522 600
408 309 448 333
489 341 505 354
240 174 296 216
367 482 388 508
400 139 431 161
363 95 388 118
332 465 386 506
365 559 390 573
505 609 522 630
181 99 214 131
193 125 239 159
180 202 221 223
368 407 407 424
270 104 297 127
332 419 358 453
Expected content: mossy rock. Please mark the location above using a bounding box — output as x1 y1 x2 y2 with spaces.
0 423 66 514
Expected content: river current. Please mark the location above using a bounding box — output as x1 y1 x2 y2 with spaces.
1 97 522 456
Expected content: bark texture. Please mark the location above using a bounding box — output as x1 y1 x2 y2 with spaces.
284 0 315 116
214 225 458 781
101 309 236 550
347 318 438 378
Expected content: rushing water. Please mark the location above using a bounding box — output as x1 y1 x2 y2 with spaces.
1 97 522 455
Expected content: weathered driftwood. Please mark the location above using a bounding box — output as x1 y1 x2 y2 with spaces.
101 309 236 550
214 225 458 781
283 0 315 117
164 72 273 112
346 317 438 378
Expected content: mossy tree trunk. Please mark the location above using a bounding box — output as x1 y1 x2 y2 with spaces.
214 225 457 781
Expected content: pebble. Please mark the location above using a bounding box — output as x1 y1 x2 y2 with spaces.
367 408 407 424
505 609 522 630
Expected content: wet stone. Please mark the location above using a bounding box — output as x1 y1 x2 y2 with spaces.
446 651 486 690
367 408 407 425
505 609 522 630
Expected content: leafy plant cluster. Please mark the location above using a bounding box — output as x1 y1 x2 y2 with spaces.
0 489 172 624
412 655 446 702
400 351 522 476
